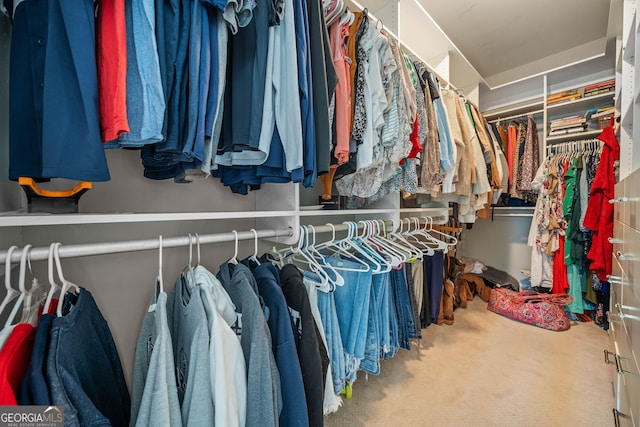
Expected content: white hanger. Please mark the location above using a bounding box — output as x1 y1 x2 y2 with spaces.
0 246 19 317
357 221 400 269
315 223 370 272
336 222 386 273
418 217 449 251
360 221 403 267
3 245 32 328
55 244 81 317
370 220 414 264
248 229 261 265
387 219 423 261
43 243 61 315
305 225 344 287
195 233 202 266
423 216 458 247
404 218 438 254
188 233 193 268
290 226 332 288
18 244 44 325
229 230 239 265
158 235 164 294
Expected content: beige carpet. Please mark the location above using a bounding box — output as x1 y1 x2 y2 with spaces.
325 298 615 427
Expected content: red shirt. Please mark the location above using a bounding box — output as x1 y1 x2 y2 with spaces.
0 324 36 405
584 126 620 281
96 0 129 142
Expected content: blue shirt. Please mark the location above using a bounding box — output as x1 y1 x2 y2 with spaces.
107 0 165 149
19 314 54 406
47 289 130 426
292 0 316 188
248 262 309 427
9 0 110 181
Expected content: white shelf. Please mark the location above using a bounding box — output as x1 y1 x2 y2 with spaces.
546 91 615 116
298 208 396 217
0 210 297 227
483 97 545 120
546 129 603 143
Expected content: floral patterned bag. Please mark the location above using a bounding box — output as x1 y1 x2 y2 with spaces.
487 288 574 331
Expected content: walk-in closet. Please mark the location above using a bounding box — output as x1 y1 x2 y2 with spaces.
0 0 637 425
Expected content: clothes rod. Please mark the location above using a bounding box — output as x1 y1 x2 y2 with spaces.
0 221 385 264
491 214 534 218
0 216 447 263
487 109 544 123
0 228 292 264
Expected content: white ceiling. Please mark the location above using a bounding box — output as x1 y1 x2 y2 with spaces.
417 0 619 89
356 0 623 90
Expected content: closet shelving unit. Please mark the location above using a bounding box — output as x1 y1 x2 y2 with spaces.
546 84 615 144
608 1 640 425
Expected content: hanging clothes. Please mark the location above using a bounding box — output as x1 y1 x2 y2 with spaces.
248 261 310 426
47 289 130 426
217 262 282 427
9 0 110 182
584 125 620 281
130 286 181 427
279 264 329 427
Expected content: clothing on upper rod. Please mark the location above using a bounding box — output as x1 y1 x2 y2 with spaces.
4 0 493 219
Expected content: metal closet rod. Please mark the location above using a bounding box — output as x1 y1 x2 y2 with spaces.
0 227 289 264
0 222 388 264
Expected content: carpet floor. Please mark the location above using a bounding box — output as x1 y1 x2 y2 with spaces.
325 297 616 427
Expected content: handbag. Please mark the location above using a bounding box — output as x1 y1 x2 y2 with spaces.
487 288 574 331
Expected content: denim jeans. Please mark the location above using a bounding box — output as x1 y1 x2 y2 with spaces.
359 272 389 375
390 266 414 350
316 289 345 395
404 262 422 339
384 272 399 360
325 256 373 382
425 252 444 325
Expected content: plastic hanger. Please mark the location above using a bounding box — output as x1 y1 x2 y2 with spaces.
18 244 45 325
370 220 414 264
228 231 239 265
288 226 333 290
418 218 450 251
3 245 32 328
423 216 458 247
0 246 19 318
43 243 61 315
195 233 202 266
315 223 370 272
387 219 423 261
55 244 81 317
305 225 344 287
247 229 261 265
361 221 404 267
336 222 386 273
404 218 438 254
158 235 164 294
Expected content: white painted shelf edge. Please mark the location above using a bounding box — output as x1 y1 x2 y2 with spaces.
546 129 603 142
0 210 298 227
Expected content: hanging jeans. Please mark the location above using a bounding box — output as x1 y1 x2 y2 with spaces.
385 271 399 360
390 266 414 350
424 252 444 325
325 257 372 383
404 262 422 339
360 272 390 376
316 289 345 396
